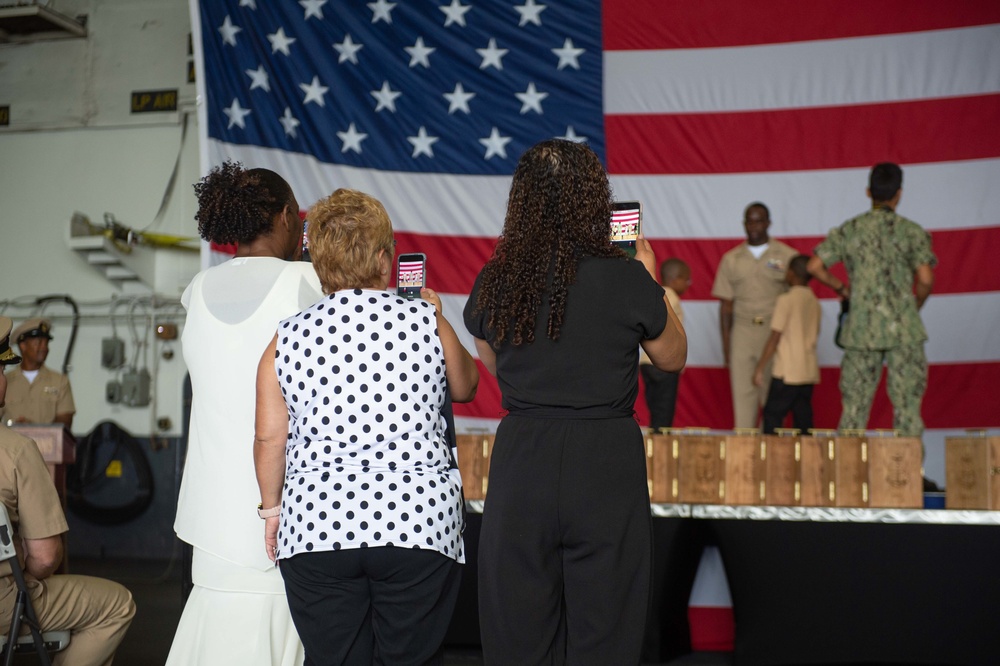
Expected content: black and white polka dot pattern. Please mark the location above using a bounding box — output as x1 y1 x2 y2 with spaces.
273 289 464 563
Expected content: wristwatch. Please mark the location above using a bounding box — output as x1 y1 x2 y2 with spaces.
257 503 280 519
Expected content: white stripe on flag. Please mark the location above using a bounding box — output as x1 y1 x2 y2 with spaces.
211 141 1000 239
605 25 1000 114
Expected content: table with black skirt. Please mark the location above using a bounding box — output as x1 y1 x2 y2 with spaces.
445 502 1000 666
698 504 1000 666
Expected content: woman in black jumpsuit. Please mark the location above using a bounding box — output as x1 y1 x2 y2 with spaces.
463 139 687 664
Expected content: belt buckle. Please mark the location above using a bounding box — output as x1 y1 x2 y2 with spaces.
752 316 765 326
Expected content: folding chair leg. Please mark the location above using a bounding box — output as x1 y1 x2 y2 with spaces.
2 604 20 666
1 505 53 665
4 586 53 666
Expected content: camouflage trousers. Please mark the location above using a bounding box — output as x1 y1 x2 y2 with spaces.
838 344 927 437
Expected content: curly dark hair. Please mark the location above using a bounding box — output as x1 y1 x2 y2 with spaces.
193 161 294 245
474 139 623 347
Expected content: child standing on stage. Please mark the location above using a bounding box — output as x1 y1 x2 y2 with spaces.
641 257 691 430
753 255 821 434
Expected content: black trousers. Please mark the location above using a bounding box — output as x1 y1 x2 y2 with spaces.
479 415 652 665
762 378 815 434
640 365 680 430
280 547 461 666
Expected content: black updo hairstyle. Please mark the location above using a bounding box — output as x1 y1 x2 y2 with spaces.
193 161 294 245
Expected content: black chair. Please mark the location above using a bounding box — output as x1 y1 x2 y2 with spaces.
0 504 69 666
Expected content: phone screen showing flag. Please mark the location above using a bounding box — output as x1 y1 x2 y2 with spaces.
611 202 641 256
396 255 425 299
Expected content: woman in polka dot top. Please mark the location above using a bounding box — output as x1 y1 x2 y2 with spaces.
464 139 687 664
254 188 479 665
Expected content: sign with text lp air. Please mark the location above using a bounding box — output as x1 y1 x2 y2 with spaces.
131 89 178 113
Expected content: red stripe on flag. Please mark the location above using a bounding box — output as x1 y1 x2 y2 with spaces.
603 0 1000 50
458 361 1000 430
453 359 504 420
658 364 1000 431
394 227 1000 299
605 95 1000 175
649 227 1000 300
687 606 735 652
394 232 495 295
210 241 237 254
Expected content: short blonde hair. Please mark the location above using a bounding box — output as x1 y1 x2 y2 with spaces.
307 189 394 293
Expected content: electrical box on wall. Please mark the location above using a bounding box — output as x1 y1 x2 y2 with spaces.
101 337 125 368
121 369 151 407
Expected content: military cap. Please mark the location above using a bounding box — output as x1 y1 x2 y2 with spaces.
0 316 22 365
13 317 53 344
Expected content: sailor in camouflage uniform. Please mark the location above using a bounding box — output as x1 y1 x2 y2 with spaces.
808 163 936 437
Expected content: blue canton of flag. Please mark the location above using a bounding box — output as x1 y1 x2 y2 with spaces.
200 0 604 175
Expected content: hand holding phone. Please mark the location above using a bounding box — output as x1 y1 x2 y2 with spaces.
396 253 426 299
420 287 443 316
611 201 642 257
634 235 657 281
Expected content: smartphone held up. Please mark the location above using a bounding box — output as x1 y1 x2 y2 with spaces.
300 220 311 262
396 253 426 300
611 201 642 257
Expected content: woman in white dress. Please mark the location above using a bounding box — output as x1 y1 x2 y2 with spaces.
167 162 322 665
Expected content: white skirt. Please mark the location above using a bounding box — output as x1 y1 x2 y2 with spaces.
165 548 304 666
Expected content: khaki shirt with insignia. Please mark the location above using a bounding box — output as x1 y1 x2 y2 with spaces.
0 425 69 577
711 240 798 322
771 286 822 385
2 366 75 424
814 208 937 350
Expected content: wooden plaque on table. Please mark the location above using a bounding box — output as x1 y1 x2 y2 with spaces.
723 433 762 505
760 433 801 506
830 434 869 508
799 433 868 507
676 433 724 504
867 436 923 508
945 434 1000 510
455 433 494 500
799 434 835 506
645 432 679 503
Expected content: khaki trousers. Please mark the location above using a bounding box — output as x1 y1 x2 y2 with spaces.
1 573 135 666
729 320 773 429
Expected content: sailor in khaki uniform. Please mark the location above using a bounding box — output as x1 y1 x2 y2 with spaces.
2 317 75 429
711 203 798 429
0 316 135 666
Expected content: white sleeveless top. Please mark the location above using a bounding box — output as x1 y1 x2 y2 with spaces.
273 289 465 563
175 257 323 572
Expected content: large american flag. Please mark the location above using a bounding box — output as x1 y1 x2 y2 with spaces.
191 0 1000 487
